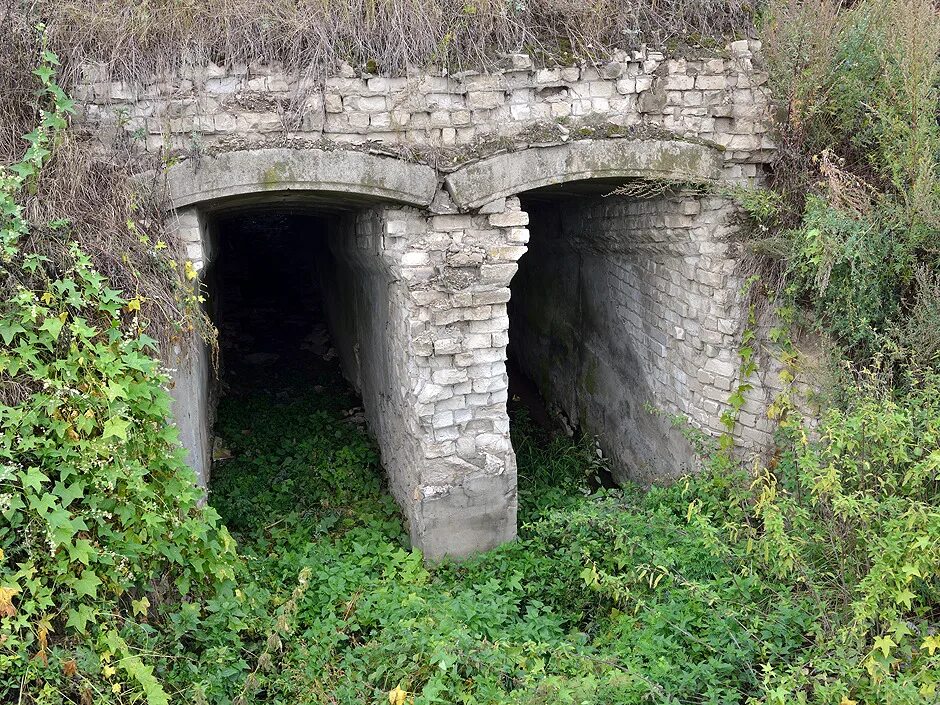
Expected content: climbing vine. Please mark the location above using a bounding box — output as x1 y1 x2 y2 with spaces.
0 36 237 704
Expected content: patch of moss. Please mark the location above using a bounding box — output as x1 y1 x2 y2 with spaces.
261 161 293 188
582 356 599 395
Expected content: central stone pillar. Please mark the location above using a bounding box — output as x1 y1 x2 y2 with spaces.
335 198 529 559
401 198 530 558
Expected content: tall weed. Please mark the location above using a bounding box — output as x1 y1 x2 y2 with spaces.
758 0 940 361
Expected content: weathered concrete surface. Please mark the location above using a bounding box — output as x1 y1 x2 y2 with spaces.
166 148 439 209
165 208 214 488
416 469 516 558
168 339 213 488
445 139 723 210
510 193 766 484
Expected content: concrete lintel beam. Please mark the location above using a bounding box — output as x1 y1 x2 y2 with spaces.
444 139 723 211
164 148 439 210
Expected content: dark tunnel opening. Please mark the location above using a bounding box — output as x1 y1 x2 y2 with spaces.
506 199 566 434
205 210 339 393
509 182 704 487
507 192 619 489
200 204 380 511
507 185 670 489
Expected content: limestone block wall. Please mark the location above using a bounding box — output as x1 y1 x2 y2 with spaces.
314 201 526 557
73 40 772 180
398 198 529 557
512 193 773 483
320 207 427 522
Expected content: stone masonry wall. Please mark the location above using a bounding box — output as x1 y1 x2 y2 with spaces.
320 208 427 525
512 192 775 484
73 40 771 179
315 202 525 556
399 199 528 557
74 40 787 557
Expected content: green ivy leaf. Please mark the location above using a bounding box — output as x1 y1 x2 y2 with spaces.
53 480 85 508
69 317 96 340
38 315 64 344
105 380 129 402
873 635 897 658
33 64 54 84
893 589 917 610
67 539 94 566
19 467 50 493
0 320 26 345
102 416 131 440
50 513 81 546
71 569 101 600
65 604 95 633
131 596 150 616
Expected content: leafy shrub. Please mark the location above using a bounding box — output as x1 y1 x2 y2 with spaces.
731 8 940 696
786 195 914 352
713 366 940 703
757 0 940 361
0 44 239 705
198 378 829 704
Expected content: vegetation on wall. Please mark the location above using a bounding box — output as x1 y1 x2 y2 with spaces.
32 0 751 80
753 0 940 364
0 0 938 703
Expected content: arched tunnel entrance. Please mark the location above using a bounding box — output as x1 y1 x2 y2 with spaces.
200 205 371 536
198 199 397 515
207 209 334 391
507 182 715 485
164 143 749 559
191 188 447 482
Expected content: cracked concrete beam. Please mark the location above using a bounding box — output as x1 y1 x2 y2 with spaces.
164 147 439 209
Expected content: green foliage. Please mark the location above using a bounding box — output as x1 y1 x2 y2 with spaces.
727 7 940 694
787 195 914 351
197 382 821 705
728 7 940 694
202 375 940 704
708 367 940 703
0 41 237 705
57 357 926 705
759 0 940 361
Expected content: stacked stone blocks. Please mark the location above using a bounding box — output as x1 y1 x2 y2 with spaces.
91 41 785 558
76 41 772 170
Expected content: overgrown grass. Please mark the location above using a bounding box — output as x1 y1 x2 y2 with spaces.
199 376 819 704
33 0 751 82
193 356 940 704
0 17 209 373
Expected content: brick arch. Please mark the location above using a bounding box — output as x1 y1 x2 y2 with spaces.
164 147 439 210
444 138 722 210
